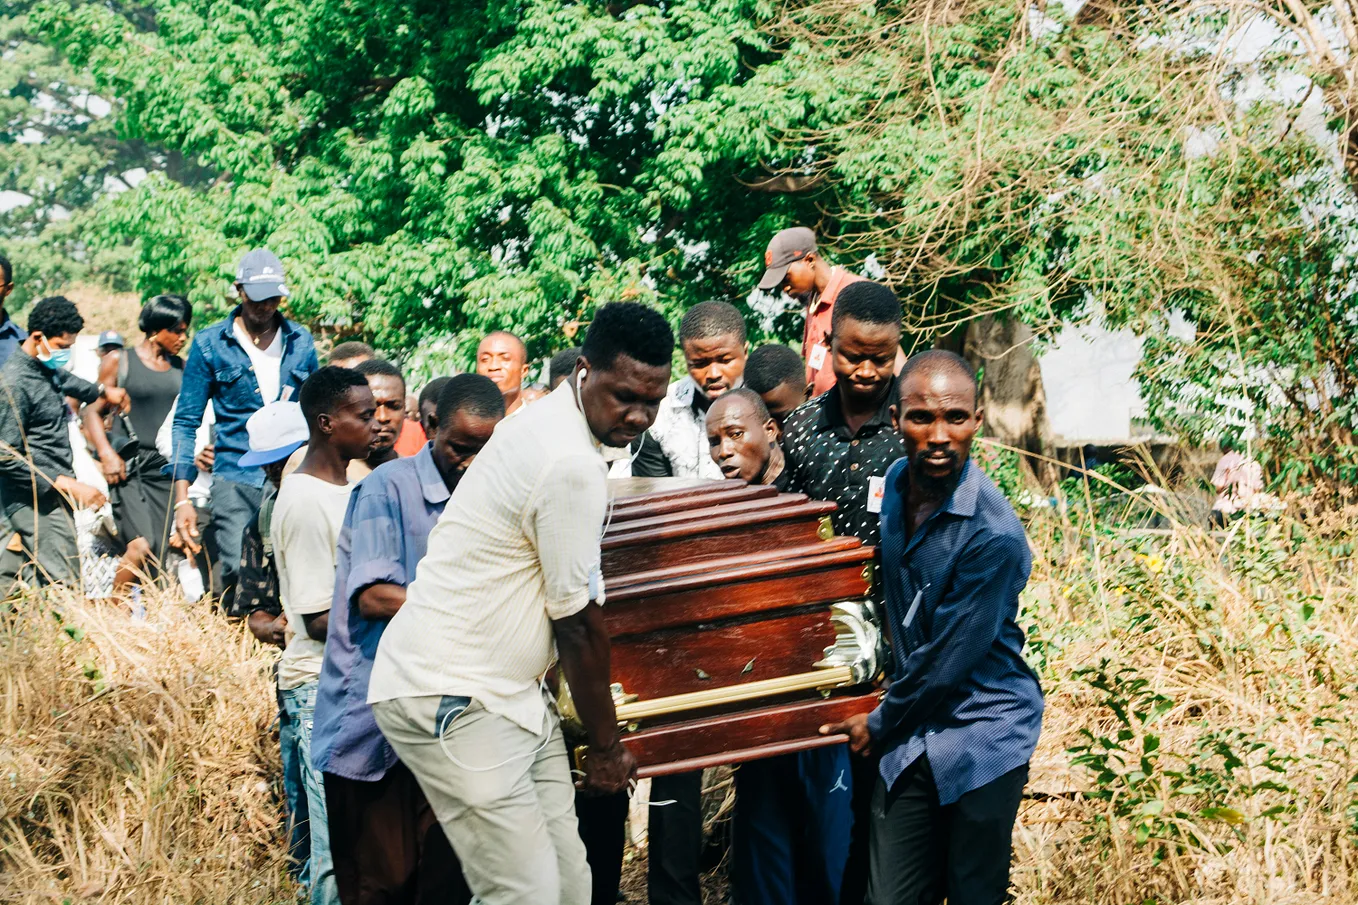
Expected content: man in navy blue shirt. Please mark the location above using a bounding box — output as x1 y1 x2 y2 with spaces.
313 373 504 905
823 349 1043 905
169 249 319 610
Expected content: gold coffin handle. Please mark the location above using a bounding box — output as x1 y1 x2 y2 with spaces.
817 516 834 541
613 665 856 723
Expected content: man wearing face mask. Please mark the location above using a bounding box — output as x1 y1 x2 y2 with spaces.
314 374 506 905
169 249 319 611
821 351 1042 905
0 296 123 589
369 302 671 905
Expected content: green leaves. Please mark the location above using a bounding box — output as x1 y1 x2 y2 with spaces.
29 0 791 367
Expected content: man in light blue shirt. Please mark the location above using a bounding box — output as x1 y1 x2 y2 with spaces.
312 373 504 905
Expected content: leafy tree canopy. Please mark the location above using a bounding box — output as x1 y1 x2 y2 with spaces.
1 2 172 304
31 0 812 368
29 0 1358 490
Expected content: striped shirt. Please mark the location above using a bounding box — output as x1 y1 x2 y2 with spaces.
367 382 608 733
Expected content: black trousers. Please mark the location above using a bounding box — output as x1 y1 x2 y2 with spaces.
576 787 629 905
324 765 470 905
866 757 1028 905
648 770 704 905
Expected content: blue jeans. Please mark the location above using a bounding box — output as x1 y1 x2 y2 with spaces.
732 746 854 905
278 686 311 886
281 681 339 905
211 478 263 610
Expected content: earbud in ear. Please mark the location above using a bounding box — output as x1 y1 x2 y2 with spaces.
579 368 589 383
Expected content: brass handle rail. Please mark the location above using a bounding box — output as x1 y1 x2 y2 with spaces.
614 665 856 722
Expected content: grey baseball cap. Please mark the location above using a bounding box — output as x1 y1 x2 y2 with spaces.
97 330 124 349
235 248 290 302
757 227 817 291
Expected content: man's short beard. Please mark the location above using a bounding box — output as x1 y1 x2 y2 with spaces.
911 450 964 498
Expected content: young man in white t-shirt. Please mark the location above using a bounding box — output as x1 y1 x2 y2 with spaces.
273 366 377 905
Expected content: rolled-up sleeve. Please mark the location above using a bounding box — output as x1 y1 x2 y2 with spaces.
343 484 410 606
528 453 607 620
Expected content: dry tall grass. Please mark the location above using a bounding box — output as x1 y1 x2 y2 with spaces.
1013 500 1358 904
3 496 1356 904
57 285 144 342
0 590 294 904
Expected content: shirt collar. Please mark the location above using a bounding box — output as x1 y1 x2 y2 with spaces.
412 443 451 505
224 306 299 346
0 310 25 340
10 347 46 375
553 380 609 456
941 459 981 518
808 266 851 316
890 457 981 520
815 374 899 438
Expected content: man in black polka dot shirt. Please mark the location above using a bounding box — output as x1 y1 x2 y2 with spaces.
734 281 904 905
782 280 906 549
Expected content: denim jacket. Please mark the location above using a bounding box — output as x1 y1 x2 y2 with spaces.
167 308 318 488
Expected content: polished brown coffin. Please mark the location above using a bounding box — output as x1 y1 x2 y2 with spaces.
580 478 884 777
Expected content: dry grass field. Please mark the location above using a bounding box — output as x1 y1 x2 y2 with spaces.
2 489 1355 904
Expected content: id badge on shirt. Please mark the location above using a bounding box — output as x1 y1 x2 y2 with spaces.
867 475 886 514
807 343 828 370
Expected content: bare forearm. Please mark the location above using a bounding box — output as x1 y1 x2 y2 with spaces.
302 611 329 642
357 583 406 620
81 406 117 458
247 610 278 644
553 603 619 752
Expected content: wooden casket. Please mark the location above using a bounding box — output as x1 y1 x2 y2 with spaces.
570 478 885 778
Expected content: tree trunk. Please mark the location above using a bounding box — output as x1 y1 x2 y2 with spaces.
963 316 1057 485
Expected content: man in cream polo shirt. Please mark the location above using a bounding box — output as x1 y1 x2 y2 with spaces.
369 302 674 905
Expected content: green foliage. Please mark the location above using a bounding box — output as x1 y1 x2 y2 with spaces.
23 0 1358 494
30 0 802 366
0 2 174 305
686 1 1358 493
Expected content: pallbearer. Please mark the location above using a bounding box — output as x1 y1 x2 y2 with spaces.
368 303 673 905
313 375 505 905
822 351 1043 905
741 281 906 905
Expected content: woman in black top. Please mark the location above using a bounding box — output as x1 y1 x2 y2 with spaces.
83 294 191 589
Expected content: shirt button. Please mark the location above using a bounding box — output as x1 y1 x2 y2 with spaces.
851 440 859 447
850 463 859 471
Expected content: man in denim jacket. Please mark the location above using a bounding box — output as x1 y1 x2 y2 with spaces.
168 249 319 610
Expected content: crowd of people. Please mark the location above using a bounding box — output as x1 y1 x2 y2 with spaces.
0 225 1045 905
